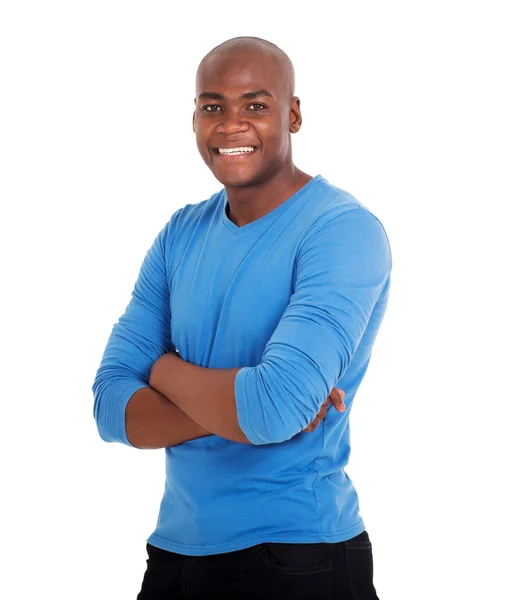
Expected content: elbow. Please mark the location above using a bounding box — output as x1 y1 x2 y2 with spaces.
94 418 116 444
92 371 136 447
235 392 300 447
92 376 116 443
235 362 326 446
246 423 296 446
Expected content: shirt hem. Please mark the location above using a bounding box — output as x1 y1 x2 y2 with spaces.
146 521 365 556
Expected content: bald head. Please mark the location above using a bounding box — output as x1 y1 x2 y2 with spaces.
193 36 304 189
197 36 295 100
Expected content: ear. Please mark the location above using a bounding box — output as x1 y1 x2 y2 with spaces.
289 96 302 134
192 107 196 133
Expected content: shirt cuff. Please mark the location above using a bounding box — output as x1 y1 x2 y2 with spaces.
234 367 266 445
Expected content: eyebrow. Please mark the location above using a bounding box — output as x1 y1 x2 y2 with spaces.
198 89 274 101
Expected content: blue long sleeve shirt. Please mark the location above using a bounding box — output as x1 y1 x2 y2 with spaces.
92 174 392 556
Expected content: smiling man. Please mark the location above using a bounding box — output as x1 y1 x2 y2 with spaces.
193 40 309 204
93 36 391 599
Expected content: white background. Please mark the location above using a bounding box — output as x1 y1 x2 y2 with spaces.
1 1 509 598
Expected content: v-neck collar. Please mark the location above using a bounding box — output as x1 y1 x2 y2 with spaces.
221 175 324 236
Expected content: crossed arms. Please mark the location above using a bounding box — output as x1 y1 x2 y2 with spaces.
92 206 391 448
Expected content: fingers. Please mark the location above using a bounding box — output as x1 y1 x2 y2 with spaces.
329 387 346 412
303 388 347 433
303 415 321 432
303 398 332 432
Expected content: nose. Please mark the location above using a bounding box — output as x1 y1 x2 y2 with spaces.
215 119 249 135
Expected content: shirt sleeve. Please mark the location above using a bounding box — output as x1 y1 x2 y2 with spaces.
234 206 392 445
92 222 175 446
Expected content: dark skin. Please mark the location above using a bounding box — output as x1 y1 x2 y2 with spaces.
193 49 313 227
127 46 346 448
143 47 345 444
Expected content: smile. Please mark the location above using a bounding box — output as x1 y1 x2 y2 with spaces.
213 146 257 156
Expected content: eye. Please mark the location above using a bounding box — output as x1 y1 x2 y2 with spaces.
202 104 222 112
247 103 267 111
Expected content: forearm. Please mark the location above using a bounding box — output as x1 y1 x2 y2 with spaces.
149 353 251 444
125 386 212 449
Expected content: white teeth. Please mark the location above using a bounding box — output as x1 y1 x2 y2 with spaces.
218 146 256 155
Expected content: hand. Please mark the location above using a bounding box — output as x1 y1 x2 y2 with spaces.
302 387 346 433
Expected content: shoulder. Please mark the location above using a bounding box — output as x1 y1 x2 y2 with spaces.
294 180 393 292
159 188 224 245
302 176 391 252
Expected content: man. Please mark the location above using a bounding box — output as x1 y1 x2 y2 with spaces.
93 36 391 599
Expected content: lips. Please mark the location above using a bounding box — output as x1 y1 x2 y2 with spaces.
211 145 260 163
212 146 259 155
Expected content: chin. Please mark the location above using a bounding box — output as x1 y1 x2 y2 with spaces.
212 168 261 188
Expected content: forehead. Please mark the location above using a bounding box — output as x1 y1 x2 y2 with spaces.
196 51 286 99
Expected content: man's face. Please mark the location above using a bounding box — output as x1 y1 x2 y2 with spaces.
193 51 301 188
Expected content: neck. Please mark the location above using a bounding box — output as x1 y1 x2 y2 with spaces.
225 166 313 228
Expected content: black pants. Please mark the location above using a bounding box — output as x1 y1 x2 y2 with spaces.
137 530 379 599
